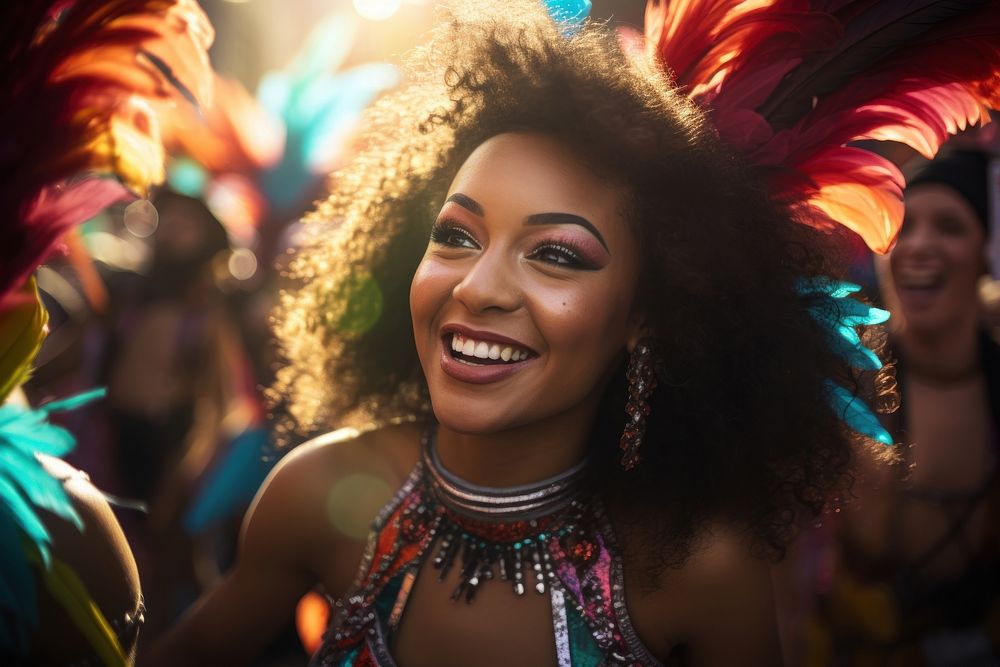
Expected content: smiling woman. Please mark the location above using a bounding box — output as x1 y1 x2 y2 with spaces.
148 1 892 665
807 150 1000 664
410 133 640 442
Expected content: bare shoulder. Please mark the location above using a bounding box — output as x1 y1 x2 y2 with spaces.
145 425 425 665
242 422 424 583
676 523 769 582
628 522 781 664
249 421 423 519
34 456 141 662
38 456 141 605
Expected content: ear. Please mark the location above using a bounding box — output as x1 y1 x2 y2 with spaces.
625 313 652 353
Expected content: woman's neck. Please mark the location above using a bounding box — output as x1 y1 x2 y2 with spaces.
899 314 981 382
433 409 596 488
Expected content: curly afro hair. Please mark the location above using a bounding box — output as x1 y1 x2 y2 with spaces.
271 0 889 570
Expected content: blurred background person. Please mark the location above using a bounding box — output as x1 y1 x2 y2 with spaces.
104 191 238 506
804 149 1000 665
0 2 218 664
100 190 260 641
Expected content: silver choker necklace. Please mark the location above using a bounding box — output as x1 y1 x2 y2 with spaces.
418 428 590 600
422 429 588 520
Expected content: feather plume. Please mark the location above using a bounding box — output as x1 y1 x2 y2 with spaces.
161 10 399 234
644 0 1000 252
0 0 214 301
0 278 49 404
0 388 106 655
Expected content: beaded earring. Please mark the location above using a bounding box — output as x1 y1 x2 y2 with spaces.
620 340 658 470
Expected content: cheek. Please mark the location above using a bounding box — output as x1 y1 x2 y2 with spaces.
532 281 633 355
409 257 454 337
944 239 987 285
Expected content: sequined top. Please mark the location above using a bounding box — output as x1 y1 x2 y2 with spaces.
309 455 664 667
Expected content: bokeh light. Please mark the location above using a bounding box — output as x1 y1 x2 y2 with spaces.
122 199 159 238
227 247 258 281
167 157 209 198
332 274 384 335
295 591 330 655
325 473 393 540
352 0 402 21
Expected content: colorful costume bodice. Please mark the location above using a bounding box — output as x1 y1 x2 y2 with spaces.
309 443 663 667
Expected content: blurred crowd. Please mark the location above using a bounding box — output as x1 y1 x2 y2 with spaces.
4 1 1000 665
26 117 1000 667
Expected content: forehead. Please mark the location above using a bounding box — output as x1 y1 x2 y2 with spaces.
905 183 982 228
448 132 627 221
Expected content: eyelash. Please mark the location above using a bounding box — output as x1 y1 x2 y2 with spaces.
429 220 597 271
429 220 479 248
526 243 594 270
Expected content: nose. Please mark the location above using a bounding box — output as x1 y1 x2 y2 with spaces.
894 218 934 257
451 247 522 314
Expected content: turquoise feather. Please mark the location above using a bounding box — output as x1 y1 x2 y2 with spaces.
0 407 75 456
0 476 53 568
39 387 107 415
825 381 894 445
0 448 84 531
256 13 400 213
798 279 893 445
825 327 883 371
543 0 591 32
797 277 862 299
0 512 36 654
799 278 889 370
0 388 106 655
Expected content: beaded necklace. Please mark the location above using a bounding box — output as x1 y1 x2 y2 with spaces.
311 429 663 667
423 430 589 601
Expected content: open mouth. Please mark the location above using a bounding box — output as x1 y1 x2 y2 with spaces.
896 270 945 293
446 332 534 366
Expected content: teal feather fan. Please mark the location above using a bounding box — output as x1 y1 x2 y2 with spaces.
0 388 105 655
799 279 893 446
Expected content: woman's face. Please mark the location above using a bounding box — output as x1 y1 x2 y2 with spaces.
887 183 986 334
410 132 641 434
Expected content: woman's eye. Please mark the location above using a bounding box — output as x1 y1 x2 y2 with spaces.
430 222 479 249
528 244 593 270
935 216 971 236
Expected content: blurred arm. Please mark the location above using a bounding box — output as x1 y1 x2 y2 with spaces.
144 444 324 666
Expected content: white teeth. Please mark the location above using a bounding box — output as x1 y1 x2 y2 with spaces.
449 333 529 363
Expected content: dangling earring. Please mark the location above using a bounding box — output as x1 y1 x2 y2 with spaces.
620 340 658 471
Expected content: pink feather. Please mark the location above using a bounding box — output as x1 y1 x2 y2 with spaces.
644 0 1000 253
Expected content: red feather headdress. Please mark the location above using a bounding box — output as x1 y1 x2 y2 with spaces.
0 0 214 303
643 0 1000 253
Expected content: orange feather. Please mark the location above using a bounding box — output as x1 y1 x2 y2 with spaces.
644 0 1000 253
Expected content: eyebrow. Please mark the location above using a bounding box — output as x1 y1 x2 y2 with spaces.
445 193 484 216
444 192 611 254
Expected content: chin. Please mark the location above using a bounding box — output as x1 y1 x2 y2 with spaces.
902 310 959 336
434 410 506 435
431 404 513 435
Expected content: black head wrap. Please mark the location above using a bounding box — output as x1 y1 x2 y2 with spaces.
908 150 991 232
